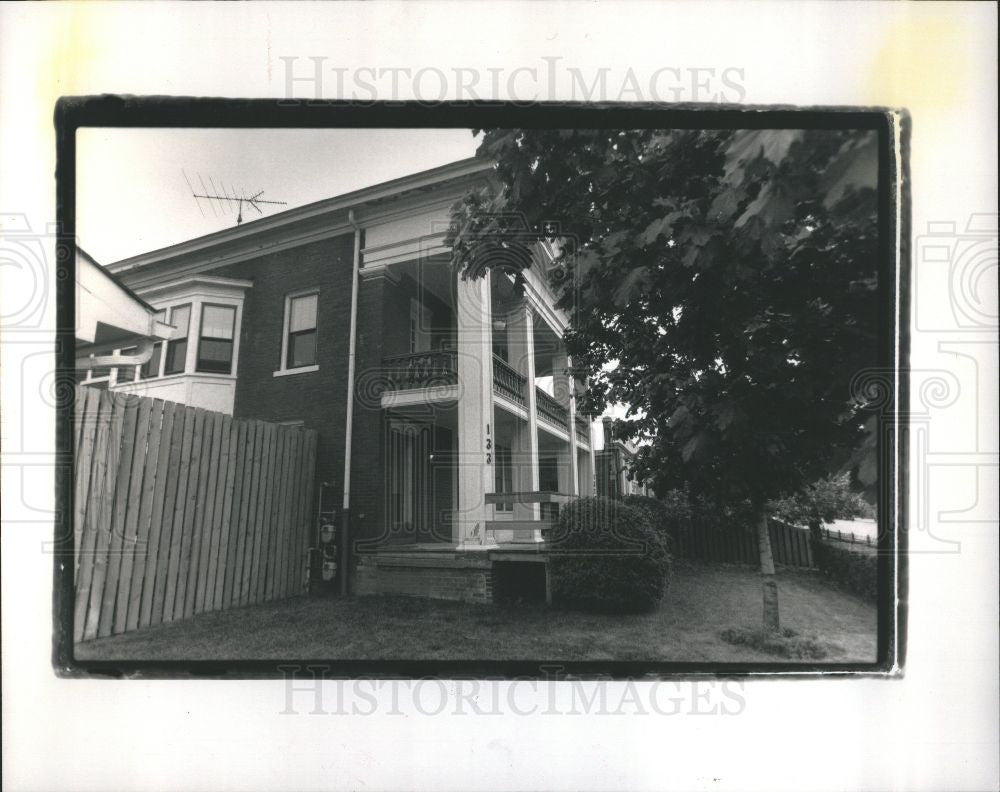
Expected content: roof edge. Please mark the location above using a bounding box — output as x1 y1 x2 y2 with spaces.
106 156 492 275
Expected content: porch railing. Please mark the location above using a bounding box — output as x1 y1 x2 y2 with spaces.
383 351 457 391
575 418 590 443
535 387 569 429
492 355 527 406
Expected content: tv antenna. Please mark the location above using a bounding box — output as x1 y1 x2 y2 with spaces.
183 170 288 226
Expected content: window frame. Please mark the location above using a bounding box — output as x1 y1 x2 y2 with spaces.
276 288 320 376
195 302 238 375
162 302 192 376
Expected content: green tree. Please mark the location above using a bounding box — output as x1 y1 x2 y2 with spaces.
446 128 879 631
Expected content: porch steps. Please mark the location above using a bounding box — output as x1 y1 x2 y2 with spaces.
484 519 554 544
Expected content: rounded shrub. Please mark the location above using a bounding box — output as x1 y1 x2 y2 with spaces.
622 494 679 554
549 496 672 613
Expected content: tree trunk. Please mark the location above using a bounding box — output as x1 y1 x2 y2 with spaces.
808 517 823 561
756 511 780 632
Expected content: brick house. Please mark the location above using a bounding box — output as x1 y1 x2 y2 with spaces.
595 416 653 500
94 158 598 603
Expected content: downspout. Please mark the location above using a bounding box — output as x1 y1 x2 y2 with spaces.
75 337 156 371
341 209 362 596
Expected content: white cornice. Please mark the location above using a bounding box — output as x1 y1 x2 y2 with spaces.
136 275 254 296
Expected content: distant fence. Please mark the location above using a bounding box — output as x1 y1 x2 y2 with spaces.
74 386 318 642
819 526 878 555
672 518 814 568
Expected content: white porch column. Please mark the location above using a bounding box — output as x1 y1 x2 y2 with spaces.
455 273 494 547
588 416 598 496
551 353 579 496
507 303 540 521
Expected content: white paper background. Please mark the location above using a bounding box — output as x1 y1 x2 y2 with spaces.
1 2 997 790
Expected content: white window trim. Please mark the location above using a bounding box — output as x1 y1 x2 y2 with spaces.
105 297 244 388
276 288 320 376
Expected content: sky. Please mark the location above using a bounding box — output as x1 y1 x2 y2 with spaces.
77 128 480 264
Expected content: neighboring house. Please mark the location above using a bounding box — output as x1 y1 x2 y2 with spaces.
93 158 598 602
75 246 175 381
595 416 652 499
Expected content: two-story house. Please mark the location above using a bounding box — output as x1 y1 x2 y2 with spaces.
94 158 597 603
595 416 653 499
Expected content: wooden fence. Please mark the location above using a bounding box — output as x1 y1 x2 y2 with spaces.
672 518 814 568
73 386 318 642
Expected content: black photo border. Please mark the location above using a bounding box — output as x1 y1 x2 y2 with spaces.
52 97 909 679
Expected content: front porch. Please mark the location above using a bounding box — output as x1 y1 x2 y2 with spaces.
365 256 596 552
350 210 597 604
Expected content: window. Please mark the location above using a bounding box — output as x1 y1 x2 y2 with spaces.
141 309 166 379
197 303 237 374
116 347 139 384
285 292 318 369
163 303 191 375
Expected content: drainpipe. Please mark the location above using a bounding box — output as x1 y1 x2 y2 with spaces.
341 209 362 596
75 337 156 371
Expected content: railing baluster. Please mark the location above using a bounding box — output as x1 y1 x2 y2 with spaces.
535 387 569 429
383 351 458 391
492 355 527 407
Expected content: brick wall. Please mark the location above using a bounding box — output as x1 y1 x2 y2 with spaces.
355 554 494 604
212 234 355 521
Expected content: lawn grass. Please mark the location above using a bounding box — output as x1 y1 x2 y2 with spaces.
75 562 877 663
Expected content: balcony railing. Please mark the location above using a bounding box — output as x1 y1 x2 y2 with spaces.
383 351 457 391
492 355 527 406
535 387 569 429
575 419 590 443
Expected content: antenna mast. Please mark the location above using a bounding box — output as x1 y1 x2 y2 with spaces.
184 171 288 226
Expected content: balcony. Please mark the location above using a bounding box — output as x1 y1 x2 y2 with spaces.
383 351 457 391
535 387 569 429
575 419 590 444
492 355 527 406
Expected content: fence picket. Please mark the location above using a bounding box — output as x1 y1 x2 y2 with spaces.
194 412 224 614
163 407 198 623
139 400 177 629
73 387 103 579
113 396 154 635
241 422 268 607
74 389 112 642
95 395 140 638
255 423 280 604
84 393 130 640
209 415 237 612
